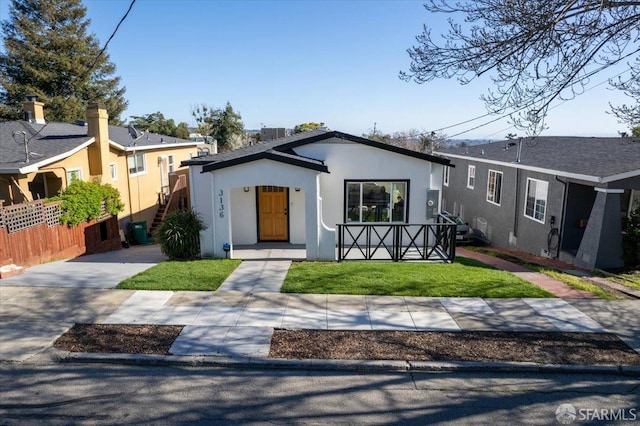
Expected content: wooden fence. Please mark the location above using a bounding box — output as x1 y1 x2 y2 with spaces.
0 200 121 268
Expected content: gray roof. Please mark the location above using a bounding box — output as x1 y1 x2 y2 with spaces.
0 120 198 173
184 129 450 173
437 136 640 182
0 121 91 172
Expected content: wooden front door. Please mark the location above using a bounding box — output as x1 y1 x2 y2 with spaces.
258 186 289 241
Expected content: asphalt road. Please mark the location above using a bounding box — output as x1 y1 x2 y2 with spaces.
1 363 638 425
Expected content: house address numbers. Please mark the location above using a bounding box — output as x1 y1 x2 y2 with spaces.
219 189 224 218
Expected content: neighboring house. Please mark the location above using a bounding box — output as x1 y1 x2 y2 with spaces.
436 137 640 270
0 97 201 235
183 130 451 260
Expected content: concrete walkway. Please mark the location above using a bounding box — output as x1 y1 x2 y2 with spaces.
1 244 638 363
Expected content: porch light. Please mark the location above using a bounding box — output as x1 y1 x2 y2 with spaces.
295 187 301 192
243 187 250 192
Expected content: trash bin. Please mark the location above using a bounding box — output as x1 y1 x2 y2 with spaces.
131 220 148 244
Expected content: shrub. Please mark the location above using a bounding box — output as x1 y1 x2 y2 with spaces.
48 180 124 226
155 208 206 260
622 207 640 266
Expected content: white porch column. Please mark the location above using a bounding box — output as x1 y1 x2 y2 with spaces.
304 176 320 260
191 168 216 258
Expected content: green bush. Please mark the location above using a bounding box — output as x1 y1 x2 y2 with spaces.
622 207 640 266
48 180 124 225
155 208 206 260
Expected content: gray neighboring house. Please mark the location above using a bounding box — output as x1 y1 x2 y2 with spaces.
436 137 640 270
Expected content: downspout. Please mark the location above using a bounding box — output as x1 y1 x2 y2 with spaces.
39 166 69 194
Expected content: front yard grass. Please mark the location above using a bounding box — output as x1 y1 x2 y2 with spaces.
117 259 242 291
524 264 620 300
281 257 554 298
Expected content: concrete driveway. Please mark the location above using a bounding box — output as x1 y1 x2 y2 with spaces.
0 245 167 289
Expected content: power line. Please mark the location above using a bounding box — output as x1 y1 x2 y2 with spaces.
442 62 636 140
86 0 137 75
26 0 137 142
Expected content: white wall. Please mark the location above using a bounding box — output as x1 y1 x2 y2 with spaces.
230 186 257 244
296 139 442 228
189 137 446 258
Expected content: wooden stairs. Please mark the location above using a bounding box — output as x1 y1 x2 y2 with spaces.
149 203 168 237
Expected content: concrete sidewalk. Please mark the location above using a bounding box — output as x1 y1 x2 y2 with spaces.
1 245 638 365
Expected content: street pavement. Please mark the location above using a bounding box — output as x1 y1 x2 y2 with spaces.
0 244 638 367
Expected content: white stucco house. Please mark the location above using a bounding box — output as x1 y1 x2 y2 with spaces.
183 130 452 260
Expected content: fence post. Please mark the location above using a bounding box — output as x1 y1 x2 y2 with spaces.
337 224 343 262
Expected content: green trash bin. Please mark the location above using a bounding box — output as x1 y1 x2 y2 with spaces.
131 220 148 244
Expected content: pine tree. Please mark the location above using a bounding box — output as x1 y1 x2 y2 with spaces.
0 0 128 124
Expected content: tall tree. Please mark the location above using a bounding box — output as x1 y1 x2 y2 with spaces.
0 0 128 123
401 1 640 131
129 111 190 139
191 102 245 151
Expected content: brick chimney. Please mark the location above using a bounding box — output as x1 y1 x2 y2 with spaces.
86 102 110 182
22 95 45 124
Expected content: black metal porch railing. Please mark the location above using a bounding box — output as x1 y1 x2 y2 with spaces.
337 216 457 262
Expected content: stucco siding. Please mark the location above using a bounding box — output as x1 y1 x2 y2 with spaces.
296 142 438 227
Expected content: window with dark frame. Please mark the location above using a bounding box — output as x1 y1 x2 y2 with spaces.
487 170 503 205
346 181 407 223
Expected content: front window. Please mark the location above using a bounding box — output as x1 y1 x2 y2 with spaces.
525 178 548 223
346 181 407 223
168 155 175 173
487 170 503 205
128 153 146 175
467 165 475 189
66 168 82 183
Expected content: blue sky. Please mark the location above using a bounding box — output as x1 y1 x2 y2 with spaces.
0 0 634 138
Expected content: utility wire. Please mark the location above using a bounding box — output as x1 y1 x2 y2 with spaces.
430 48 640 139
479 65 634 139
26 0 137 142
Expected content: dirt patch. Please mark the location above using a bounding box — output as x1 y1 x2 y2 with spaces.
54 324 183 355
269 330 640 365
54 324 640 365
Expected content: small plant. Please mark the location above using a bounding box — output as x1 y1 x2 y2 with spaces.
155 208 206 260
48 180 124 225
622 207 640 266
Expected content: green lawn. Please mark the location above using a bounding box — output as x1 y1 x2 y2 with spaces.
117 259 242 291
525 264 620 300
281 257 554 298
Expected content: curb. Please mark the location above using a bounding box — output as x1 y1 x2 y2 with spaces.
43 348 640 376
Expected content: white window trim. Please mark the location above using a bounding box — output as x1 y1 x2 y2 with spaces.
467 165 475 189
486 169 503 206
443 166 449 187
109 162 118 181
524 178 548 224
66 167 83 184
128 152 147 177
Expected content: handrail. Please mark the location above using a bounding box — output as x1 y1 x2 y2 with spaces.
160 174 187 222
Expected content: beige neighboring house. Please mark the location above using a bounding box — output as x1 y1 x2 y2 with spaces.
0 97 201 236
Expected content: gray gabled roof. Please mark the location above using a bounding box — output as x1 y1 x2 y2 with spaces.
183 129 451 173
0 121 93 173
436 136 640 183
107 125 199 151
0 120 199 174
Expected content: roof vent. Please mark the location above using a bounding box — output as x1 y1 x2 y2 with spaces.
74 120 87 126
